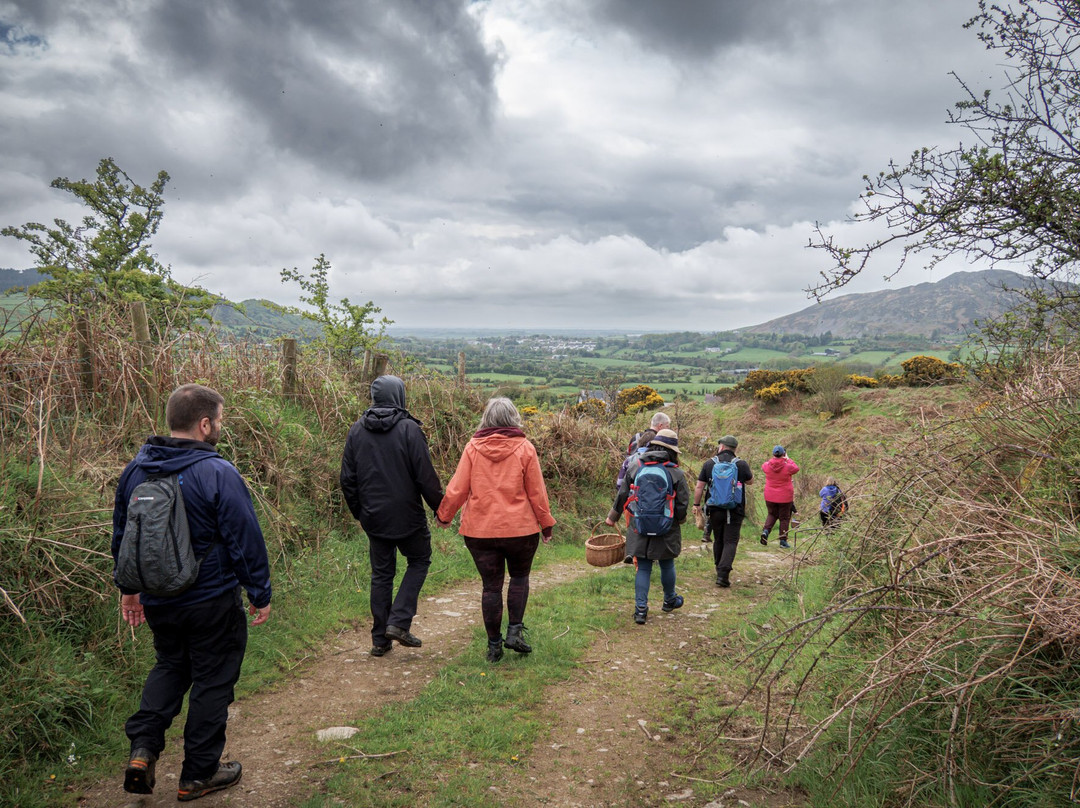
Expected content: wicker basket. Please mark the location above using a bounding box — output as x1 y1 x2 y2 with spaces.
585 522 626 567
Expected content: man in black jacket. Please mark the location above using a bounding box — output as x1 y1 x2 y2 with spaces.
693 435 754 588
340 375 444 656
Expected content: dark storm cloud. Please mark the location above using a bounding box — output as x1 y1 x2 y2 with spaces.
139 0 499 181
585 0 811 59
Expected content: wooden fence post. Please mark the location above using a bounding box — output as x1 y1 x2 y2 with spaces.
371 353 389 379
282 338 298 400
457 351 466 390
74 312 95 398
130 301 159 418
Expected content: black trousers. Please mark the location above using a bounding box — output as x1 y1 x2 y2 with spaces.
464 534 540 641
368 529 432 646
708 508 745 572
127 587 248 782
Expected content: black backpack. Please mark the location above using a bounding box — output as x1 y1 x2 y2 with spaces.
114 472 206 597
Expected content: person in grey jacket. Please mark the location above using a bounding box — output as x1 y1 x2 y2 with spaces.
605 429 690 624
340 375 444 656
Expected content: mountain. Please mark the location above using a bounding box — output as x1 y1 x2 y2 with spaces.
210 299 313 342
742 269 1060 337
0 268 46 292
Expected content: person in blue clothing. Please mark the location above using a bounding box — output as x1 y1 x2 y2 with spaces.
113 383 272 802
819 478 848 529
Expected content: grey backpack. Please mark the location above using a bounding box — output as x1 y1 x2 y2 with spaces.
114 472 204 597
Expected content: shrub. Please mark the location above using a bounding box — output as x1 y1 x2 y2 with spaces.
615 385 664 415
754 382 789 403
847 374 878 388
900 355 964 386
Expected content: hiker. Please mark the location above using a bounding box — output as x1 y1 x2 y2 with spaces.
605 428 690 624
340 375 444 657
693 435 754 587
436 397 555 663
819 478 848 528
112 383 272 801
760 444 799 549
615 433 642 492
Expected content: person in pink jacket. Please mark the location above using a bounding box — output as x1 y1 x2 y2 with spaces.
436 397 556 662
760 445 799 548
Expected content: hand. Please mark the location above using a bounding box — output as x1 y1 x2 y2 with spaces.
604 517 616 527
436 517 451 528
542 529 553 545
121 593 145 628
249 603 272 625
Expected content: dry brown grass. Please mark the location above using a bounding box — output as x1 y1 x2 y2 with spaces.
728 345 1080 805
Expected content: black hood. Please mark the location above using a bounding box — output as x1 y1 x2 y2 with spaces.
362 375 418 433
370 375 406 408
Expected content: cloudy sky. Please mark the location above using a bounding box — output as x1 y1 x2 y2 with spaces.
0 0 1005 331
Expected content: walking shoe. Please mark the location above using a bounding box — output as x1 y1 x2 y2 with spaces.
504 623 532 654
779 539 791 549
716 569 730 588
370 643 392 657
385 625 422 647
759 529 769 546
177 761 242 802
633 607 648 625
701 533 712 543
123 747 157 794
486 639 504 663
623 554 634 564
661 595 684 612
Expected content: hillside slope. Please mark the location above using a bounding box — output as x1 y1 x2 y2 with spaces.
743 269 1057 337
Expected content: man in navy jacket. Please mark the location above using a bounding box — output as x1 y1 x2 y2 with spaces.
340 375 443 656
112 383 271 801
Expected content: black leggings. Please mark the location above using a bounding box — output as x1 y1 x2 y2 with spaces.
464 534 540 641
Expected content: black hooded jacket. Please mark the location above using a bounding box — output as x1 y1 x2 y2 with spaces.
339 376 444 539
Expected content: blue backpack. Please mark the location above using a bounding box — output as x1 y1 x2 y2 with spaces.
707 456 743 509
627 461 676 536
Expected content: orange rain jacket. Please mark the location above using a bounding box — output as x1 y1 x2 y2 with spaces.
437 430 556 539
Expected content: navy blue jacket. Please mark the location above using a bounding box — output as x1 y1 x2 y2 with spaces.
112 436 272 608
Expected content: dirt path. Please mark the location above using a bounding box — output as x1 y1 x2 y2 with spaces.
77 545 801 808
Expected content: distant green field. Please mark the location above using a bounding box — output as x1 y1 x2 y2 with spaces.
845 351 896 364
575 356 647 369
719 348 791 363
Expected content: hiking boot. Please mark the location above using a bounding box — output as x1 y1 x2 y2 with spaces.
370 643 392 657
385 625 422 647
504 623 532 654
779 539 791 549
716 569 730 588
701 532 712 543
759 529 769 546
123 747 157 794
633 606 648 625
623 554 634 564
662 595 684 613
486 639 504 663
177 761 242 802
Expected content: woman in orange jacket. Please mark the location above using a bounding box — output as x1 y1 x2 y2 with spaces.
436 397 556 662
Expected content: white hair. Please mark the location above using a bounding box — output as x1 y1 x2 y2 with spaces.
649 411 670 430
480 397 523 429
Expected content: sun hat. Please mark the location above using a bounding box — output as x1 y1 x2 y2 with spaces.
719 435 738 449
773 445 785 456
649 428 680 454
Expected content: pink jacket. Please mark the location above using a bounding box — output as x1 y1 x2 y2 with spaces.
437 431 556 539
761 456 799 502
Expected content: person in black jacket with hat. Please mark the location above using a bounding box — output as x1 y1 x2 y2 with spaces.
340 375 444 657
693 435 753 588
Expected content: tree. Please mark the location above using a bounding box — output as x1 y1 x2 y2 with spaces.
810 0 1080 298
1 157 215 337
278 254 390 368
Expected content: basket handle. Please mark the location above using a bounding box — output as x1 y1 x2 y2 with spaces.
591 520 622 538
